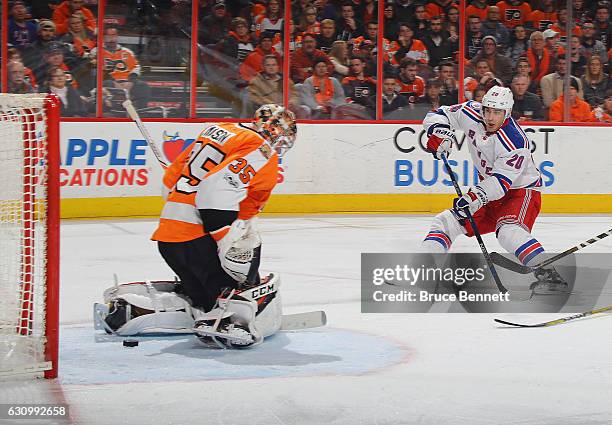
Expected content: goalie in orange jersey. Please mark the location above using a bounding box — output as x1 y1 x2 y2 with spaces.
101 105 297 348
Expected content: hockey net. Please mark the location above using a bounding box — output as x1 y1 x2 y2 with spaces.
0 94 60 379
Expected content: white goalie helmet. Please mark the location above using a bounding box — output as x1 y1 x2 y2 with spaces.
253 104 297 157
481 85 514 119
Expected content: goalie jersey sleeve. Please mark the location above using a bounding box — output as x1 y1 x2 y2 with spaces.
423 101 542 202
152 123 276 243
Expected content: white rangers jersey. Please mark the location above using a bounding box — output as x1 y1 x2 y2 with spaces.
423 100 542 202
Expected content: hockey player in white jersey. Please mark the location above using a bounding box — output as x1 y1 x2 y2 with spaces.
421 85 567 294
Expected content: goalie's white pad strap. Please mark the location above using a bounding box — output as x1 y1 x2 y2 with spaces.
117 311 194 335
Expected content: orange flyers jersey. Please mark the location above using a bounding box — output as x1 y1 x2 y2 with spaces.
100 45 141 81
528 10 557 32
495 1 532 28
152 123 277 243
194 126 279 228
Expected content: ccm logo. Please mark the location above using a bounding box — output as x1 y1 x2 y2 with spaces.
250 284 275 299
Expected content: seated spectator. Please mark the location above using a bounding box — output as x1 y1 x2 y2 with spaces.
360 0 377 24
248 55 285 112
8 1 37 50
593 4 612 49
590 89 612 122
301 57 346 118
481 6 510 50
581 55 611 107
466 15 484 60
60 13 96 59
240 32 282 82
422 16 453 68
298 6 321 36
353 21 391 56
383 3 400 42
515 56 540 95
470 35 513 85
511 75 544 121
523 31 552 84
419 78 444 111
465 59 498 99
382 76 408 117
22 19 59 71
581 21 607 64
315 0 338 21
52 0 96 37
540 55 583 107
290 33 334 83
342 55 376 117
389 24 429 66
356 40 377 77
396 58 425 104
253 0 284 38
572 0 589 25
7 60 35 94
94 26 141 82
550 9 582 43
199 0 231 45
569 35 587 78
496 0 532 29
527 0 556 32
436 60 459 105
466 0 489 21
93 27 150 110
508 25 529 66
543 29 564 59
425 0 454 22
316 19 337 54
549 78 592 122
218 17 255 62
412 4 430 40
445 6 460 55
328 40 350 80
473 84 487 102
39 65 87 117
394 0 417 26
335 3 363 41
34 42 78 89
8 48 37 89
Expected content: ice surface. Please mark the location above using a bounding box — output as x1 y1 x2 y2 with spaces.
1 215 612 425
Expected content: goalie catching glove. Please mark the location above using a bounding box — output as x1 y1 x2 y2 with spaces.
453 185 488 219
215 218 262 284
426 125 456 160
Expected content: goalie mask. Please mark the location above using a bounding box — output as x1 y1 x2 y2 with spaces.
253 104 297 157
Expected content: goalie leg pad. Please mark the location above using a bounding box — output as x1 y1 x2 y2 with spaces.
100 281 194 335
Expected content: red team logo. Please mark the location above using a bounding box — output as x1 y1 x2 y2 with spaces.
162 131 194 163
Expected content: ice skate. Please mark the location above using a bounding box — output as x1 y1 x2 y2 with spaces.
530 267 569 295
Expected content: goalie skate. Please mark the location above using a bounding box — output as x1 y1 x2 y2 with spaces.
193 318 255 348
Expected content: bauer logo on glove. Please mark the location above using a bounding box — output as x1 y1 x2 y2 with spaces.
426 125 457 160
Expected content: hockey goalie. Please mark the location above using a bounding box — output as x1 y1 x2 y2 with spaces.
96 105 299 348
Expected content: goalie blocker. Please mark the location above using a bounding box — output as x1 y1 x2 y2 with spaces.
94 274 283 346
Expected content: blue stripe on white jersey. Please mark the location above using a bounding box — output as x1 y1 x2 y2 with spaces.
497 119 530 151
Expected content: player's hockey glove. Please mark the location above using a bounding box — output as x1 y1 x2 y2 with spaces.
426 125 456 160
452 186 487 219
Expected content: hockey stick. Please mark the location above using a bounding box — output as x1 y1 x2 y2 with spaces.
494 305 612 328
122 99 168 168
441 154 508 293
491 226 612 274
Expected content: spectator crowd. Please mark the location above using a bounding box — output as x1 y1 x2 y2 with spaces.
5 0 612 122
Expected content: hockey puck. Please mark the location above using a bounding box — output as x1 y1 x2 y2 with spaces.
123 339 139 347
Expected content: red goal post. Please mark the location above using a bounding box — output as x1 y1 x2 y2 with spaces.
0 94 60 379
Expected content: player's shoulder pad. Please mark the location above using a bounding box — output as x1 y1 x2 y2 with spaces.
466 100 482 111
496 118 530 151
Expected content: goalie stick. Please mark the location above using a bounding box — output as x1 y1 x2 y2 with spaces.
441 154 508 294
123 99 168 168
490 226 612 274
494 305 612 328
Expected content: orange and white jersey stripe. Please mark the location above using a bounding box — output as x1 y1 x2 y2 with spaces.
152 123 275 243
195 130 279 241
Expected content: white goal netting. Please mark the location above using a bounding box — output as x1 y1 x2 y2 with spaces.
0 94 55 378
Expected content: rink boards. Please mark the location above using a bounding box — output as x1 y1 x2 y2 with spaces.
57 122 612 218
